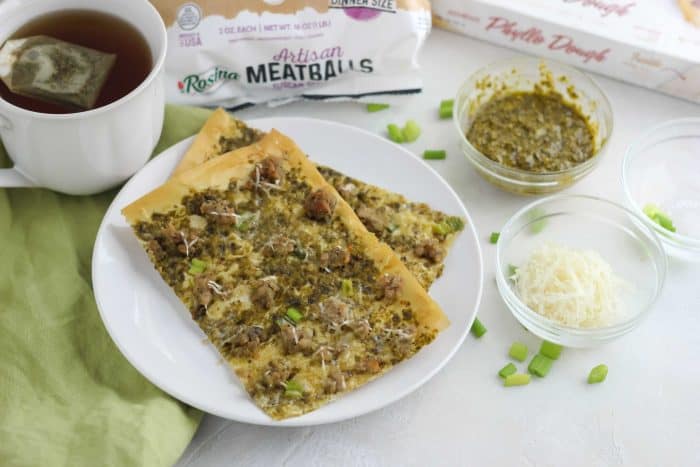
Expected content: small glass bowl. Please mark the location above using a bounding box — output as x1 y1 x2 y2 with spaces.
496 195 666 347
454 57 613 195
622 118 700 261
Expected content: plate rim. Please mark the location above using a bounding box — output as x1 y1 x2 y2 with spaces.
92 117 484 426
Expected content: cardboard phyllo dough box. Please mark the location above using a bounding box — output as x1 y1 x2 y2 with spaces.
432 0 700 104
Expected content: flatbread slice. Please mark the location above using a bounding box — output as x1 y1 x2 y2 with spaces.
171 109 465 289
123 130 449 420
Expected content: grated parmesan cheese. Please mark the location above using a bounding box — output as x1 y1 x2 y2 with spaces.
513 243 629 328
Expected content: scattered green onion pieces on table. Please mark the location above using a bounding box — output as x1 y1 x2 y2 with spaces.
283 380 304 398
588 364 608 384
423 149 447 160
508 342 528 362
387 123 404 143
499 363 517 379
286 307 303 324
528 354 553 377
402 119 421 143
643 203 676 232
490 232 500 244
439 99 454 119
341 278 354 297
504 373 530 387
470 317 487 338
366 103 389 113
539 341 563 360
188 258 207 274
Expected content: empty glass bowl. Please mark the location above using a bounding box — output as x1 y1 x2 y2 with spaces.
496 195 666 347
622 118 700 261
454 57 613 195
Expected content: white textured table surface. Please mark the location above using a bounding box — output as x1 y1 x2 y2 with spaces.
176 30 700 467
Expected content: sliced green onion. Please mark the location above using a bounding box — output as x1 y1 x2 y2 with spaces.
588 364 608 384
446 216 464 232
236 212 256 232
366 103 389 113
508 264 518 279
402 120 421 143
439 99 454 119
423 149 447 160
432 222 449 236
528 207 547 234
490 232 500 244
387 123 404 143
283 379 304 398
188 258 207 274
470 317 487 338
286 307 302 324
498 362 517 379
504 373 530 387
643 203 676 232
433 216 464 236
539 340 563 360
528 354 553 377
341 279 354 297
508 342 528 362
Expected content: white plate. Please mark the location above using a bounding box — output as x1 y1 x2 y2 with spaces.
92 118 483 426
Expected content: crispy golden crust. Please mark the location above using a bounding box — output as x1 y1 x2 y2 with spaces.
123 130 449 332
171 108 263 177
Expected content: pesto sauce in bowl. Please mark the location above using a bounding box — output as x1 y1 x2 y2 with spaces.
466 91 595 173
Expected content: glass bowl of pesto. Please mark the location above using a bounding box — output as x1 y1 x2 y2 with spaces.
454 57 613 195
496 195 666 347
622 118 700 262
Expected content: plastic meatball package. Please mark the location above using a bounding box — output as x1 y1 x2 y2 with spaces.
150 0 431 108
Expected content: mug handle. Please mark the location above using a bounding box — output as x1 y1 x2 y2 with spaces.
0 168 36 187
0 113 37 187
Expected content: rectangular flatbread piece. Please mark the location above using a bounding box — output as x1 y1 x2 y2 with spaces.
172 109 465 289
122 130 449 420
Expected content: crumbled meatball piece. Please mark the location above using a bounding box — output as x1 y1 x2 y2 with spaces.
280 323 314 355
200 199 237 226
194 275 212 308
261 359 292 388
251 279 278 309
262 235 295 257
356 205 388 234
304 188 337 222
320 245 351 268
318 297 349 325
376 273 403 301
147 239 165 260
230 325 267 357
414 238 445 264
158 223 198 256
351 319 372 339
258 156 284 184
358 357 382 374
324 368 347 394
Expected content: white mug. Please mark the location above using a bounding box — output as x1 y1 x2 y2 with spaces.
0 0 166 195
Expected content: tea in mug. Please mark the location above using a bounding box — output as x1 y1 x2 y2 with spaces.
0 10 152 114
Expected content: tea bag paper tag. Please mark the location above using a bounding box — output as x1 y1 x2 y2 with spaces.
0 35 115 110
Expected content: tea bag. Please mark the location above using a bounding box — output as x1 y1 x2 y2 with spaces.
0 35 116 110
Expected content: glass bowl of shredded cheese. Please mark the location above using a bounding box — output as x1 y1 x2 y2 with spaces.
496 195 667 347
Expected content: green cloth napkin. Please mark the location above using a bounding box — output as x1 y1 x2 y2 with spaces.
0 105 215 467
